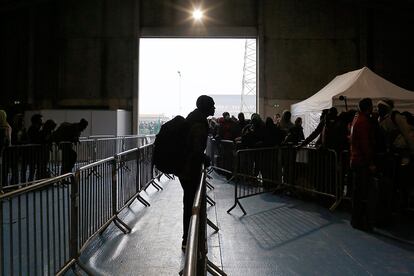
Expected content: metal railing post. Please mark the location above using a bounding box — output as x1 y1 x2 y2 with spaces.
197 179 207 276
70 173 80 269
0 155 3 191
0 192 3 276
112 158 118 215
136 149 141 192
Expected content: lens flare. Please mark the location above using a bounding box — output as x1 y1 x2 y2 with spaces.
192 9 203 21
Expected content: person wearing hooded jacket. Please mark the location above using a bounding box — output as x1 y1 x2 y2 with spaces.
178 95 215 251
0 110 12 185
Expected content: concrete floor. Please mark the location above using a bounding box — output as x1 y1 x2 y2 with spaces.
78 171 414 276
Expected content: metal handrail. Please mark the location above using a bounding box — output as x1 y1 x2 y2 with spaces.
117 147 139 156
0 172 73 199
183 215 200 276
183 165 206 276
1 142 159 275
78 156 115 170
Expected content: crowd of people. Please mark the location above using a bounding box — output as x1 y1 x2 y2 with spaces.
208 110 305 149
349 98 414 231
208 98 414 232
0 110 88 184
2 98 414 232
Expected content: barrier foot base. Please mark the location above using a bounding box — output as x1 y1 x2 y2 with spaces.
144 179 163 191
165 173 175 180
137 194 151 207
152 181 163 190
227 200 246 215
206 180 214 190
329 197 342 212
207 195 216 206
151 181 164 191
114 217 132 234
207 258 227 276
73 260 95 276
207 218 219 232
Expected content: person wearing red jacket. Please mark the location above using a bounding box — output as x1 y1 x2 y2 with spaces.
349 98 376 231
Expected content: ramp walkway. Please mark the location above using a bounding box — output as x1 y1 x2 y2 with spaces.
79 171 414 275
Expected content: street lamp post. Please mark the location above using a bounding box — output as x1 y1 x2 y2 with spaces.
177 70 182 115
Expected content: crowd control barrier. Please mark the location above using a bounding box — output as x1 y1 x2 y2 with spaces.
281 146 342 211
0 174 74 276
226 146 343 214
224 142 414 217
206 137 235 175
227 147 282 215
1 135 151 191
0 143 161 275
182 166 227 276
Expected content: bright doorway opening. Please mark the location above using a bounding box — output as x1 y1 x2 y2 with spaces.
138 38 256 135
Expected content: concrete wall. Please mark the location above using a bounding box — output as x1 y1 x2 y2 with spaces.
1 0 414 129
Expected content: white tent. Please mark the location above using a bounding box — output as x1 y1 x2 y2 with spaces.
291 67 414 136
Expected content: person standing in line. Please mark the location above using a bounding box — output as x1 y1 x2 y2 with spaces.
53 118 88 174
178 95 215 251
27 114 43 144
0 110 12 152
349 98 376 231
25 114 43 181
38 119 57 178
0 110 12 185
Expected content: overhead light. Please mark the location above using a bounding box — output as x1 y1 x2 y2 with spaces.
192 8 203 21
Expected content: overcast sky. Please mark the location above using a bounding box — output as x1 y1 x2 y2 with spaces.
139 38 247 118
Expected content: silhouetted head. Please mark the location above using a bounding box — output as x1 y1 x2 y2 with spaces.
31 114 43 125
79 118 88 131
328 107 338 117
43 120 57 132
359 98 373 114
238 112 245 122
222 112 230 119
377 98 394 118
295 117 302 126
281 110 291 122
196 95 215 117
265 117 274 128
251 113 262 127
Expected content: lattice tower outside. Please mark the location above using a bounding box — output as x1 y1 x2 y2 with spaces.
241 39 256 116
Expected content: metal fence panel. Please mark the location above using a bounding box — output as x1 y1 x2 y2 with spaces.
77 159 114 252
116 150 139 211
138 144 155 191
235 147 281 199
1 175 72 276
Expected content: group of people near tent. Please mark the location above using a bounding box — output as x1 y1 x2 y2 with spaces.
208 110 305 149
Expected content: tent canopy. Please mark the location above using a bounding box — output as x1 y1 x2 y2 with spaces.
291 67 414 136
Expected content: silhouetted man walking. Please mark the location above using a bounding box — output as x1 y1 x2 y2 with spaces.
178 95 215 250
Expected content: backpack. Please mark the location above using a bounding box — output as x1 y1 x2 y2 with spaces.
52 122 77 143
153 115 190 175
